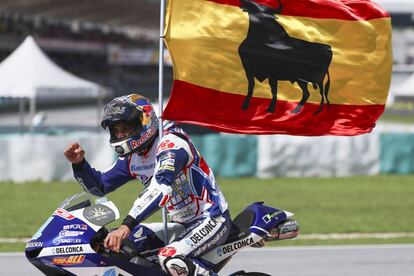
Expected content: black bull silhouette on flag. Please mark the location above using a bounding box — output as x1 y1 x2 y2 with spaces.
238 0 333 114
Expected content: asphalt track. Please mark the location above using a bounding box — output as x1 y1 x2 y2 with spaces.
1 244 413 276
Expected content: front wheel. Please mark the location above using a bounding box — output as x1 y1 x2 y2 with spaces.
228 271 271 276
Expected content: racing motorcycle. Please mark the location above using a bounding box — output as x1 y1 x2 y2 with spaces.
25 192 299 276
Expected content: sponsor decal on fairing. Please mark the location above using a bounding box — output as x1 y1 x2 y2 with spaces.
82 204 116 226
53 245 84 254
38 244 95 257
51 255 85 266
133 227 144 238
133 227 147 242
216 237 254 257
59 230 85 237
63 224 87 230
26 242 43 248
262 210 284 224
201 233 262 262
54 208 76 220
53 237 82 246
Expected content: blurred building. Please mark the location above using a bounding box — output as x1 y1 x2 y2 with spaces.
0 0 413 122
375 0 414 109
0 0 172 112
379 0 414 69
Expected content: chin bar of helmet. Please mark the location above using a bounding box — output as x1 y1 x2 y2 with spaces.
110 138 134 157
110 135 148 157
110 123 158 157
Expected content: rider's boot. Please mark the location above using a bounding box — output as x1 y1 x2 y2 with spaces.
162 255 217 276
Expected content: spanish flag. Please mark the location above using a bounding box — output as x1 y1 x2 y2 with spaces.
163 0 392 135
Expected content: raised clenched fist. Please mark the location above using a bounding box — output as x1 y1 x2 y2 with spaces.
64 142 85 164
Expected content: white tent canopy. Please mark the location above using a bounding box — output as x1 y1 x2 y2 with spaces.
0 36 103 98
0 36 107 130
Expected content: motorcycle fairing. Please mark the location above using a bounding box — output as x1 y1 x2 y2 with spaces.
26 193 298 275
200 202 291 271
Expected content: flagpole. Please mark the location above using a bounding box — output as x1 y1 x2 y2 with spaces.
158 0 169 245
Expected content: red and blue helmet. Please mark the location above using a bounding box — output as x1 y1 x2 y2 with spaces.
101 94 159 156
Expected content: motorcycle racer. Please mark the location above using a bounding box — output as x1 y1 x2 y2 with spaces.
64 94 231 276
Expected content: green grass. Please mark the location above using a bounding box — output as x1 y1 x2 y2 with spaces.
0 243 26 252
379 114 414 124
381 101 414 124
222 176 414 234
1 175 414 251
271 237 414 246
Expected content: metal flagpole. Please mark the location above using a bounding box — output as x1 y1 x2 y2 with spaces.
29 96 36 134
158 0 169 244
19 98 25 134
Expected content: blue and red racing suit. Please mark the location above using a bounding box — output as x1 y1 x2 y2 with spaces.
72 121 231 275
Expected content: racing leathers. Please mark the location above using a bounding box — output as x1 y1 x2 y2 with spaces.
72 122 231 276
